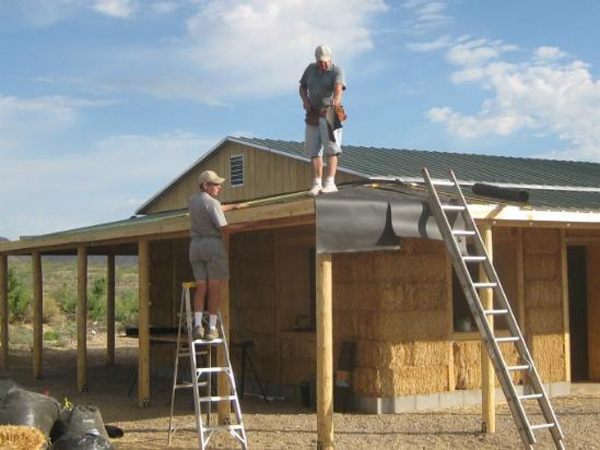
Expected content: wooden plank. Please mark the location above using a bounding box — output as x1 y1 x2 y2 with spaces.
316 252 333 450
138 239 151 407
218 234 232 423
77 245 88 392
107 254 115 366
32 251 43 380
480 224 495 433
0 254 8 369
445 253 455 390
587 245 600 380
517 228 526 331
559 230 571 382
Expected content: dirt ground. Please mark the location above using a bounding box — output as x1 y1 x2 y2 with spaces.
3 335 600 449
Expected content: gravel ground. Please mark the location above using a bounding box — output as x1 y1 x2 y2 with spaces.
3 336 600 449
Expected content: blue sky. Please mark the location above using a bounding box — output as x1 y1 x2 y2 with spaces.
2 0 600 240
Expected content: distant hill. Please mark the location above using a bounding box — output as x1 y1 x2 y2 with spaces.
0 237 8 242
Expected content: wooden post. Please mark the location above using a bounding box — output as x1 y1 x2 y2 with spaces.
77 245 88 392
480 224 495 433
218 234 232 423
0 254 8 369
316 252 333 450
107 255 116 366
560 230 571 382
138 239 151 407
32 252 43 379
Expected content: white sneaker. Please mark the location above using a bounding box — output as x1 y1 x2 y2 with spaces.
204 328 219 340
307 184 322 197
321 183 338 193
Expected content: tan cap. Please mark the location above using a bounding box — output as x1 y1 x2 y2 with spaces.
315 44 332 62
198 170 225 186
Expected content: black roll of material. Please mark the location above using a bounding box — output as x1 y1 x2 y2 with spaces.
472 183 529 203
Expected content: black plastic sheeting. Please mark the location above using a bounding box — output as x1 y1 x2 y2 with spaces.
315 186 465 254
0 387 61 436
472 183 529 203
52 405 113 450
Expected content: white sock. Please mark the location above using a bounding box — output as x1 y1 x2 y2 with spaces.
325 176 335 186
195 312 203 327
209 314 218 330
313 177 322 187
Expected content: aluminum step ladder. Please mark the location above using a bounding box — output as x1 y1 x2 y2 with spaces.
167 281 248 449
421 168 565 449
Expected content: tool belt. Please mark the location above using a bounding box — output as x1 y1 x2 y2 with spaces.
305 105 347 125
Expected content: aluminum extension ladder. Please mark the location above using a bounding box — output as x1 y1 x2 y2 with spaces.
167 282 248 449
421 168 565 449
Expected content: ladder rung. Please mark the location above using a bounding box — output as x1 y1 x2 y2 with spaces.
431 180 455 187
495 336 520 343
193 338 225 344
175 381 208 389
452 230 476 236
519 393 543 400
198 395 237 403
507 365 530 371
442 205 465 211
473 282 497 288
484 309 507 315
197 367 231 374
463 256 487 262
530 423 555 431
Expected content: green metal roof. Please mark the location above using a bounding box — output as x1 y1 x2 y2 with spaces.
232 136 600 211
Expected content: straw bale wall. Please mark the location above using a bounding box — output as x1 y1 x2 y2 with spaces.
522 228 566 382
334 238 453 397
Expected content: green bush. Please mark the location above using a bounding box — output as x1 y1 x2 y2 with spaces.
43 330 60 342
7 268 30 322
88 277 107 321
52 282 77 317
116 289 139 327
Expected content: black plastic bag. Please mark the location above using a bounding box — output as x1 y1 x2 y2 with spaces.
0 378 20 401
52 432 113 450
51 405 113 450
0 387 60 436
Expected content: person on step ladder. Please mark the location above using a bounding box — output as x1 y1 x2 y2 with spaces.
188 170 239 340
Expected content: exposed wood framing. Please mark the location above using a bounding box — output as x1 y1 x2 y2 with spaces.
516 229 526 331
471 204 600 226
77 245 88 392
316 252 333 450
218 234 231 423
138 239 151 407
32 251 43 380
107 254 116 366
0 254 7 369
445 252 455 391
560 230 571 382
480 224 495 433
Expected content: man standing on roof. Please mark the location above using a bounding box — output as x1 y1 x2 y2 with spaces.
299 44 347 196
188 170 238 340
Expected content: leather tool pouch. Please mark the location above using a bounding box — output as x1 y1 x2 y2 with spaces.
305 110 320 125
335 105 347 122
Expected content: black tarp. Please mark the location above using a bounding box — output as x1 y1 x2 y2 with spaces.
315 186 465 254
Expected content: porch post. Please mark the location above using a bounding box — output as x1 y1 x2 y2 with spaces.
480 224 495 433
32 251 43 379
316 252 333 450
0 254 9 369
107 254 116 366
138 239 151 407
218 233 232 423
77 245 88 391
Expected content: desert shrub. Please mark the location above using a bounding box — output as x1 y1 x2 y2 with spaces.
7 268 30 323
43 296 62 325
88 277 107 321
43 330 60 342
53 282 77 317
116 289 139 327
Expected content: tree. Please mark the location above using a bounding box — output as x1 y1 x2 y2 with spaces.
8 268 30 322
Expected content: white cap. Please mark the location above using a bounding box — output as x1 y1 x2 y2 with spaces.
315 45 332 62
198 170 225 186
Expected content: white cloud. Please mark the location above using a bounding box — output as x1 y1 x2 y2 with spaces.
93 0 138 18
428 40 600 160
403 0 453 34
406 34 453 52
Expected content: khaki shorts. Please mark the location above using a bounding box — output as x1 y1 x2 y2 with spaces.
304 117 343 158
189 237 229 280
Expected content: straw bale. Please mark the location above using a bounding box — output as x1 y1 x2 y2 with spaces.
0 426 46 450
392 366 449 395
499 342 525 385
493 227 517 240
392 341 451 368
374 252 403 282
523 228 560 254
252 337 279 360
353 368 394 397
370 310 447 342
332 254 354 283
356 341 393 368
351 253 379 282
280 338 316 361
523 254 560 281
281 362 315 385
530 334 566 382
346 283 380 312
526 306 564 334
524 280 562 308
402 238 445 255
393 254 446 282
453 341 481 390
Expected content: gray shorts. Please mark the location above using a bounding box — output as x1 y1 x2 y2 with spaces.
189 237 229 281
304 117 343 158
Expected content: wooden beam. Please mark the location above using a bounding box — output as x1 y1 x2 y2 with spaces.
516 228 526 331
316 252 333 450
32 251 43 380
138 239 151 407
0 254 9 369
107 255 116 366
218 234 232 423
77 245 88 392
480 224 495 434
445 253 455 391
560 230 571 382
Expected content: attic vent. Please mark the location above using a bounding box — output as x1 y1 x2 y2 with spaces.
229 154 244 187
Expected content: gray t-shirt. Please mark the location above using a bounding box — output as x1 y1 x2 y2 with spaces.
299 63 346 109
189 192 227 239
